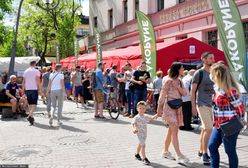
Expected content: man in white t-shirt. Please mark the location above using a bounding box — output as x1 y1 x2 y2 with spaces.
23 61 41 125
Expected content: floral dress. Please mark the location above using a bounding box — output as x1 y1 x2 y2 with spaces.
157 78 184 127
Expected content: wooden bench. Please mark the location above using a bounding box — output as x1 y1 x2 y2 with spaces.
0 102 13 118
0 102 12 107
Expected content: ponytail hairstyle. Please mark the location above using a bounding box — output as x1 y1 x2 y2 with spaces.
210 63 239 94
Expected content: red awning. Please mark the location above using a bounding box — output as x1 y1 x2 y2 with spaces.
59 37 226 73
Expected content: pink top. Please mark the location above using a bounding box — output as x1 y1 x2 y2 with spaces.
23 67 41 90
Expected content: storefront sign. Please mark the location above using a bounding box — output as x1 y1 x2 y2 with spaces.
189 45 196 54
160 0 211 24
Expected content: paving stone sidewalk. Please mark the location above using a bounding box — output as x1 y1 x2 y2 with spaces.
0 100 248 168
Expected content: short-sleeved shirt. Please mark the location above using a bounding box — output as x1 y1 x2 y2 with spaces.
153 77 162 95
192 68 214 107
110 70 118 88
42 72 50 88
49 72 64 91
133 70 151 90
117 72 125 90
5 82 19 97
63 71 71 84
23 67 41 90
72 71 82 86
132 114 152 137
95 68 105 91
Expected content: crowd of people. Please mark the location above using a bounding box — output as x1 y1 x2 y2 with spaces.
0 51 247 167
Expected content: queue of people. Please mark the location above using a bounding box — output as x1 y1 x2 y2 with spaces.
0 51 247 167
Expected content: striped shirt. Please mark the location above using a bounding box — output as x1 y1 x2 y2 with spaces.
212 89 245 128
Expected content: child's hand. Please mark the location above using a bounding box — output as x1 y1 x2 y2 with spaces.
133 129 138 134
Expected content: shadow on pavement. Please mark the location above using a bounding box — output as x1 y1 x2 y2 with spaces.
60 124 88 133
93 117 131 125
220 161 248 168
150 162 181 168
33 122 59 130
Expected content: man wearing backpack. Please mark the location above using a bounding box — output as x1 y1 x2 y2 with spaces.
191 52 215 165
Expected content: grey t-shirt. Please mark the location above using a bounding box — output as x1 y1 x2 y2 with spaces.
42 72 50 88
192 68 214 107
110 70 118 88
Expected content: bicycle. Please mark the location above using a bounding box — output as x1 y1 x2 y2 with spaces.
105 86 120 120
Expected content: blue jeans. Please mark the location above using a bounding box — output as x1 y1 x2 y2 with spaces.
125 90 133 115
133 89 147 115
208 127 239 168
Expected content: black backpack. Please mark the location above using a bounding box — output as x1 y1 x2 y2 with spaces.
189 69 203 93
91 71 97 90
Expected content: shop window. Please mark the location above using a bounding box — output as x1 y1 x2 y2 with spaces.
176 35 187 40
124 0 128 22
157 0 164 12
243 21 248 51
207 30 218 48
179 0 186 3
109 9 113 29
135 0 139 18
94 17 97 28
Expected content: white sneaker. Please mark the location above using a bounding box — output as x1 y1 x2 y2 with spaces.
177 155 189 164
162 152 176 160
49 117 53 126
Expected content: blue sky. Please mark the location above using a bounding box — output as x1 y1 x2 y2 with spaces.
3 0 89 27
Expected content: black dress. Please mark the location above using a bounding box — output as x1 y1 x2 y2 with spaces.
82 79 93 101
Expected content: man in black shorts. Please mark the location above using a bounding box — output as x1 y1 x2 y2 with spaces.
23 61 41 125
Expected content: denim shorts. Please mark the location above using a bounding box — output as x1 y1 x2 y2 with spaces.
74 86 83 97
25 90 38 105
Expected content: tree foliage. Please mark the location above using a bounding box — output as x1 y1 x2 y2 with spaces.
0 28 26 57
18 0 81 64
0 0 12 20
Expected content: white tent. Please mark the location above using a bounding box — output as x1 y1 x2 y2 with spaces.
0 56 40 73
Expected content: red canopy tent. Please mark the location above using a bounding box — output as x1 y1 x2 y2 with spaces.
59 37 226 73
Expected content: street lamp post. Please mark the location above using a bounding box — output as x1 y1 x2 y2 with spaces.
8 0 60 76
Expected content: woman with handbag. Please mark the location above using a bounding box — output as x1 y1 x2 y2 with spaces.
157 62 189 164
208 63 247 168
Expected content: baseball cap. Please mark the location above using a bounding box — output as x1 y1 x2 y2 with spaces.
98 62 106 66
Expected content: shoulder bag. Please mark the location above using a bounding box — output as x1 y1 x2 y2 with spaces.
167 79 183 109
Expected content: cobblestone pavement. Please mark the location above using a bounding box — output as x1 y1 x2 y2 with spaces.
0 100 248 168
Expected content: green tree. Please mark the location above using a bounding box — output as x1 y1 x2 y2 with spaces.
18 0 81 65
0 28 26 57
0 0 12 20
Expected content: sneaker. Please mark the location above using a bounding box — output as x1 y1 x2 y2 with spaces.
162 152 176 160
202 153 210 165
124 113 130 117
143 158 151 165
177 155 189 164
129 115 134 118
27 116 34 125
198 151 203 158
49 117 53 126
135 153 142 161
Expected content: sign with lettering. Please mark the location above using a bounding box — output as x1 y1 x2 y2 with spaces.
211 0 247 90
